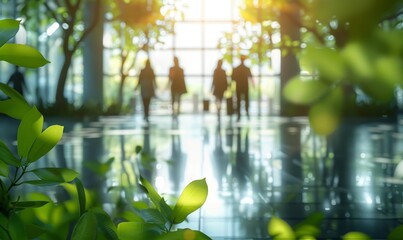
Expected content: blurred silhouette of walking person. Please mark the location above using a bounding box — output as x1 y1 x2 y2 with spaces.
7 66 27 96
168 56 187 118
136 59 156 122
211 59 228 120
231 55 254 121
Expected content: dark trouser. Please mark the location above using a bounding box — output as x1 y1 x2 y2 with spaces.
142 97 151 118
171 92 182 116
236 90 249 119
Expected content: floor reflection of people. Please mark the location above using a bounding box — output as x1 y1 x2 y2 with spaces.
234 126 250 191
169 129 186 193
212 125 228 189
139 125 156 181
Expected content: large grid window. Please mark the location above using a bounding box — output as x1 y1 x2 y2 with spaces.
139 0 281 115
0 1 282 115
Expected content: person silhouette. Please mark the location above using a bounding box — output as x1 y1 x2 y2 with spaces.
231 55 254 121
136 59 156 122
168 56 187 118
7 66 27 96
211 59 228 119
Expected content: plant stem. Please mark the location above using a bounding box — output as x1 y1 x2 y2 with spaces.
7 165 27 193
168 222 173 232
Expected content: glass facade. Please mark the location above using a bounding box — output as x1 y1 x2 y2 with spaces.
1 0 281 115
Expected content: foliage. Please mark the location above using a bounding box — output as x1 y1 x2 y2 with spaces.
222 0 403 135
0 19 49 68
218 0 282 65
268 213 403 240
19 0 102 106
283 0 403 135
105 0 176 111
117 176 210 239
0 18 79 239
1 19 211 239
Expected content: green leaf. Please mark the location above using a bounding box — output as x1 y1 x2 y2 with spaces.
0 19 20 47
11 200 49 210
283 77 329 105
17 106 43 158
0 83 31 119
309 87 343 136
268 216 295 240
295 212 324 238
84 157 114 176
171 178 208 224
343 231 371 240
0 227 9 240
135 145 142 154
27 125 64 163
302 46 345 81
117 222 142 240
158 228 212 240
388 225 403 240
342 42 373 79
25 224 48 239
0 160 9 177
31 167 78 183
0 140 20 167
9 213 27 240
71 211 97 240
0 213 10 239
0 43 50 68
137 208 167 226
375 56 403 86
139 176 162 208
158 197 173 222
117 222 159 240
75 178 86 216
93 208 118 240
22 180 69 186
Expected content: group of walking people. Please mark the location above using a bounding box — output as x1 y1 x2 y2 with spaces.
136 55 254 122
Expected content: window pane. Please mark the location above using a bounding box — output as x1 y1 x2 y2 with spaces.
175 23 202 48
174 50 203 75
204 23 232 49
149 50 174 76
204 0 233 20
182 0 202 20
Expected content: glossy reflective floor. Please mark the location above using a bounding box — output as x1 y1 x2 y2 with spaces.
2 112 403 239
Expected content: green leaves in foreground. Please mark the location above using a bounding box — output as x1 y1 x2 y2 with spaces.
0 19 49 68
0 43 49 68
0 83 31 119
308 86 343 136
0 19 20 47
283 76 329 105
171 178 208 224
283 77 343 136
118 177 210 239
268 212 324 240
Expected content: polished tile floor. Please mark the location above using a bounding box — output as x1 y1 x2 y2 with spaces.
2 112 403 239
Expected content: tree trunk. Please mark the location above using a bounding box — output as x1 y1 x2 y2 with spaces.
55 53 73 107
118 76 127 110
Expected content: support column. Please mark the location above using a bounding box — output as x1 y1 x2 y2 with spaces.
83 0 104 111
279 0 302 116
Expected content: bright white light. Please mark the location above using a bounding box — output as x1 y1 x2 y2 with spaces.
365 193 373 204
240 196 254 205
155 176 166 191
46 22 60 36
